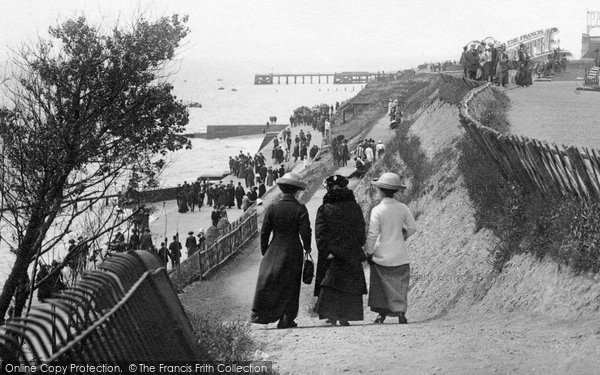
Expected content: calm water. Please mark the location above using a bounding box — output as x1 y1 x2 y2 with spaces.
161 66 362 186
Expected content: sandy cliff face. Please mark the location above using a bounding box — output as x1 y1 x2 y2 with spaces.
365 85 600 320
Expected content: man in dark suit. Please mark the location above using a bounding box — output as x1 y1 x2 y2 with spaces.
235 182 245 209
211 207 221 227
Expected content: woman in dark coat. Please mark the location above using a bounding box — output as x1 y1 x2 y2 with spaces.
314 175 366 326
251 172 312 329
516 43 532 87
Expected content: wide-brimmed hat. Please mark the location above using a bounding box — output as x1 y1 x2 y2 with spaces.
188 231 194 235
372 172 407 191
276 172 306 190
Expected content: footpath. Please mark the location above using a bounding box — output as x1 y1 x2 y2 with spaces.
178 115 600 374
147 125 321 267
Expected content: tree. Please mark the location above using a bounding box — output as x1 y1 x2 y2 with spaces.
0 14 191 322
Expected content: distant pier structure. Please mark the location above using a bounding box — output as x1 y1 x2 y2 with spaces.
254 71 395 85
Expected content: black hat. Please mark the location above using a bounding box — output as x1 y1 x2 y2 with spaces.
324 175 349 190
188 231 194 235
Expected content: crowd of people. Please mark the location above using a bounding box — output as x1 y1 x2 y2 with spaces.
459 40 570 88
251 171 417 328
270 128 319 165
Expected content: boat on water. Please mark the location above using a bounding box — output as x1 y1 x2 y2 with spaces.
231 88 238 91
217 78 223 81
217 87 225 90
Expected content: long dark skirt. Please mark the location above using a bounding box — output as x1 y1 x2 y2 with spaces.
251 255 303 324
315 286 363 321
516 67 532 86
368 263 410 316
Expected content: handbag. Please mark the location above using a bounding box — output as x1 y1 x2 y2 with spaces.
302 252 314 284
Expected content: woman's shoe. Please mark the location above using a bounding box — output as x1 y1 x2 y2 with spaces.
398 313 407 324
374 315 386 324
339 320 350 326
325 318 336 325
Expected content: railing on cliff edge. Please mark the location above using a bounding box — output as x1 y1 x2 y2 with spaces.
169 209 258 290
458 79 600 201
0 251 200 363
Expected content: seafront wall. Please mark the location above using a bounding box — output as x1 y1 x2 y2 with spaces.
185 124 288 139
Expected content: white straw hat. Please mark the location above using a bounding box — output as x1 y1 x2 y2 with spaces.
372 172 406 191
276 172 307 190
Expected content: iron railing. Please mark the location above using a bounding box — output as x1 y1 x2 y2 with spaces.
0 251 201 364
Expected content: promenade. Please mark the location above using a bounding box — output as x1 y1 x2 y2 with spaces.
147 124 323 267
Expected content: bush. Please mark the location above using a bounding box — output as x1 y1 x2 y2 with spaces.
192 318 255 361
458 88 600 274
439 81 473 105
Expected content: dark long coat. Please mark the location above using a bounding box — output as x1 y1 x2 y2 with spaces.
314 188 367 297
251 194 312 324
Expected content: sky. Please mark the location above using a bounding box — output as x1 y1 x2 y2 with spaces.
0 0 599 77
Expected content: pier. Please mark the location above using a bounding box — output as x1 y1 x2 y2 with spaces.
254 71 408 85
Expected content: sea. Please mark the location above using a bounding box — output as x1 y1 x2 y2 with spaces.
0 64 363 286
161 65 364 186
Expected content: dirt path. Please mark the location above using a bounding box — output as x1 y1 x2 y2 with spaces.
178 115 600 374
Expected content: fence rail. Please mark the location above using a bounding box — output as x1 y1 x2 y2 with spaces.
169 209 258 290
0 251 200 363
459 81 600 200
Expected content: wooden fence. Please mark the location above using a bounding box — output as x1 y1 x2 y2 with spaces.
170 209 258 289
459 82 600 200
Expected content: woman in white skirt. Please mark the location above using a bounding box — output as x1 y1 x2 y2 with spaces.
366 172 417 324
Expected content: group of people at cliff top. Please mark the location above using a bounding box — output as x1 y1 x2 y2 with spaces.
533 50 568 79
251 170 417 328
427 60 460 72
460 41 569 88
460 41 513 87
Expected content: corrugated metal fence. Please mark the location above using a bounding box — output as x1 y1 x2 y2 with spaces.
459 80 600 200
0 251 200 363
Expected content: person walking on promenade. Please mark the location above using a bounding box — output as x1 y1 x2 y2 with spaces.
211 206 221 227
339 140 349 166
168 235 182 269
197 229 206 252
206 185 214 207
235 182 246 209
366 172 417 324
258 179 266 198
251 172 312 329
140 228 153 251
185 231 197 257
314 175 367 326
129 228 140 250
266 167 274 186
157 242 169 266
